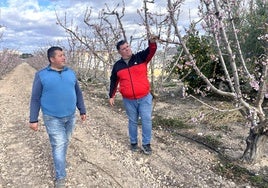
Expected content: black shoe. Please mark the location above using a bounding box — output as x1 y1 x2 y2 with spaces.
141 144 152 155
130 143 138 152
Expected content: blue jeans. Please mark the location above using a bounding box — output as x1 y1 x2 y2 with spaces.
43 113 76 180
123 93 153 145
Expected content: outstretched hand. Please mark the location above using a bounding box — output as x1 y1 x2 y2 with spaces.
149 34 159 43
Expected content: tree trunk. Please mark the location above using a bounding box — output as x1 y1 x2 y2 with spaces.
241 121 268 162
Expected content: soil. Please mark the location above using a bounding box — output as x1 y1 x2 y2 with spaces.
0 63 267 188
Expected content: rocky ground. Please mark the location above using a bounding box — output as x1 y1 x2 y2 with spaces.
0 63 267 188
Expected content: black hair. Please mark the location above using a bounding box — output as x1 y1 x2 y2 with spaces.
116 40 127 50
47 46 63 63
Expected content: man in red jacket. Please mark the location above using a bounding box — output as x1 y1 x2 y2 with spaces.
109 35 157 155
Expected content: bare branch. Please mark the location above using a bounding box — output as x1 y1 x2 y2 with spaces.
189 94 243 112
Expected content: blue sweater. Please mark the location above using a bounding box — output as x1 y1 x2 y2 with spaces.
29 66 86 123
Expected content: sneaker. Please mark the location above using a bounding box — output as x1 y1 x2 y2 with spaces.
55 179 65 188
130 143 138 152
141 144 152 155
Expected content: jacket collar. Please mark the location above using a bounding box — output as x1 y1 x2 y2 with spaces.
47 65 68 72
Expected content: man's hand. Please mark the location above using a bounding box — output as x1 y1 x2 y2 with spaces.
80 114 86 121
149 34 159 43
29 122 38 131
109 97 115 106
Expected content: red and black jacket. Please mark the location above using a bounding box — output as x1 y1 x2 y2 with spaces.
109 41 157 100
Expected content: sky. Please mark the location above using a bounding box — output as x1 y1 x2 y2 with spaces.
0 0 199 53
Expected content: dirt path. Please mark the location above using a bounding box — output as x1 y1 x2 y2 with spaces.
0 63 255 187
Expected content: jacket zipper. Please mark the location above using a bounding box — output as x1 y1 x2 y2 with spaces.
126 63 136 99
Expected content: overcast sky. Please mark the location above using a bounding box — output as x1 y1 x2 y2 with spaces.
0 0 199 53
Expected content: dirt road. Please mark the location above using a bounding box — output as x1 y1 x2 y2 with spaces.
0 63 254 187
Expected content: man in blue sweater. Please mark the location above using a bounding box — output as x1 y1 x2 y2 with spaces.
29 46 86 188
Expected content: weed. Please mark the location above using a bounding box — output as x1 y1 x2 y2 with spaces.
201 134 222 148
215 160 268 187
153 115 191 129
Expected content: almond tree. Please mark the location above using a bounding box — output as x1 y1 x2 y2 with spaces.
167 0 267 162
55 0 168 90
0 49 22 78
26 48 48 70
55 3 126 87
0 15 21 76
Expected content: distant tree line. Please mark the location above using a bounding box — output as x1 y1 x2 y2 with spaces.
20 53 33 59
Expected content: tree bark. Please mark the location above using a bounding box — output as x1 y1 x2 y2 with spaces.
241 121 268 162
